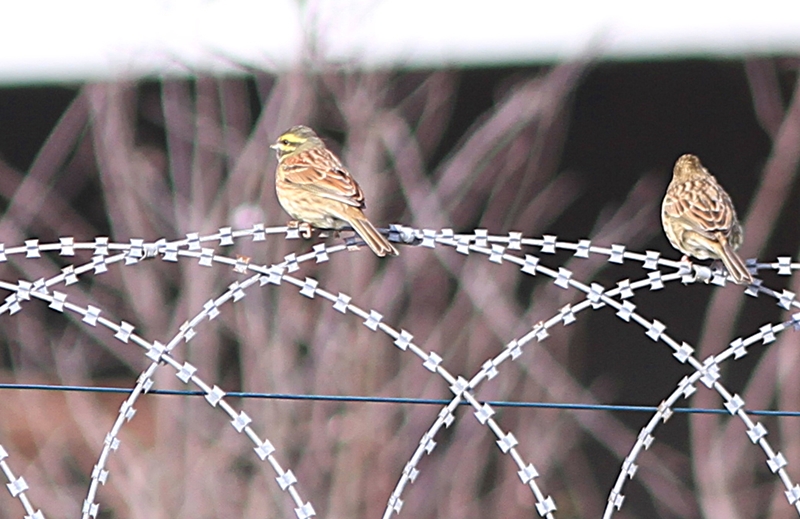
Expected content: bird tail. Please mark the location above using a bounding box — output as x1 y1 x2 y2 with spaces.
347 215 399 257
718 239 753 285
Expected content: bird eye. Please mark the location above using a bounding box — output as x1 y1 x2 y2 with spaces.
281 139 290 145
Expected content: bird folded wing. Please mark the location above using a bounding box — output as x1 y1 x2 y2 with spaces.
668 180 734 236
282 149 366 208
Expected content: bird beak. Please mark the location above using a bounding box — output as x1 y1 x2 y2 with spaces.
269 143 279 150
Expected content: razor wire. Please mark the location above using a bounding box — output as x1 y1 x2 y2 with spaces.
0 225 798 518
386 229 800 518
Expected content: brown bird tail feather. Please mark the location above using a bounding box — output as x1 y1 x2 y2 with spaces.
348 216 399 257
719 241 753 286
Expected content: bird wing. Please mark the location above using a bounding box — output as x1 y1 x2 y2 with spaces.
280 148 366 208
665 178 735 236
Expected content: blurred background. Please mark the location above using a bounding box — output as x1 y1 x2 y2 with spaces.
1 1 800 518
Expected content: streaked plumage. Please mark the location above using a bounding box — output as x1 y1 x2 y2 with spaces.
271 125 398 257
662 153 752 285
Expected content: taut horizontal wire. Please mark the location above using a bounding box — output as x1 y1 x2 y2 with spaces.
0 382 797 417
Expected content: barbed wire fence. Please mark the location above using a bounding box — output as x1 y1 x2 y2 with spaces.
1 225 800 518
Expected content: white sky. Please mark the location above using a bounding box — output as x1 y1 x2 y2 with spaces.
1 0 799 84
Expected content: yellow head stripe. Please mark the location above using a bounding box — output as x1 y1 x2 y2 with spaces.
278 133 306 144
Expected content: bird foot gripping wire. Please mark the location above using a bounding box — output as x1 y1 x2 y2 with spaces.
679 256 744 286
233 255 251 274
287 220 314 239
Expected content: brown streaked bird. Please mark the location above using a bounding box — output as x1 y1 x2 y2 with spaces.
662 153 753 285
270 125 398 257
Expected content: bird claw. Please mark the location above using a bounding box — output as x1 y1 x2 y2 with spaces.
287 220 314 239
234 255 251 274
299 223 313 239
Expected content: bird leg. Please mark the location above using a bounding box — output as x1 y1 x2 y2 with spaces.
298 222 314 239
286 220 314 239
677 255 701 284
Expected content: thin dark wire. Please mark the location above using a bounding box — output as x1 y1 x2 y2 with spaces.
1 382 798 417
